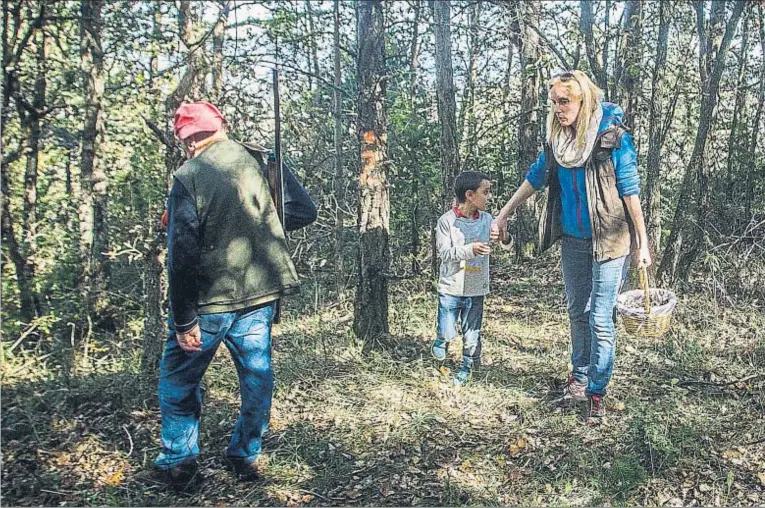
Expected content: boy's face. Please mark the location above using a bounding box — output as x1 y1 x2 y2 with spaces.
466 179 492 211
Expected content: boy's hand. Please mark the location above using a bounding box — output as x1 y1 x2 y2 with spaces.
472 242 491 256
490 220 500 243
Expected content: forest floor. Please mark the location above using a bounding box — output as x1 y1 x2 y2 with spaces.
2 255 765 506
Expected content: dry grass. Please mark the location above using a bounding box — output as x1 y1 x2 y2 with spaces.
2 255 764 506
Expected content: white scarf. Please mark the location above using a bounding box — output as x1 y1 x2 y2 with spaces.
551 104 603 169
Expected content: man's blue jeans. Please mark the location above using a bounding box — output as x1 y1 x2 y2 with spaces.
437 293 484 369
561 236 629 397
154 303 275 470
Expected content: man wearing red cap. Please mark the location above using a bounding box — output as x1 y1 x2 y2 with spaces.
153 101 315 487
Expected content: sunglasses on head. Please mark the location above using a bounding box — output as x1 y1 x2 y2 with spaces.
551 71 583 92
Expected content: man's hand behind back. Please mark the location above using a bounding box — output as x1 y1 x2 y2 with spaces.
176 325 202 352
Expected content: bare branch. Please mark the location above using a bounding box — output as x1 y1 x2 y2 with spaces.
143 116 173 148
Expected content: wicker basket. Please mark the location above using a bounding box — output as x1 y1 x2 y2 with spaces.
617 267 677 338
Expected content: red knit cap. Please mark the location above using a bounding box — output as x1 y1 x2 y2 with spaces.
173 101 225 140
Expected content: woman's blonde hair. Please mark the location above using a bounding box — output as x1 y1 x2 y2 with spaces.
546 70 604 147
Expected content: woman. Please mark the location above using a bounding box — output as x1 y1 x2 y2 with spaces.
495 70 651 423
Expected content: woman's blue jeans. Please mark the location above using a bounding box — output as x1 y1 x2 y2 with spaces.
561 236 629 397
154 303 275 470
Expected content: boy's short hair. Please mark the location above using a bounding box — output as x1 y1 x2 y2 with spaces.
454 171 490 203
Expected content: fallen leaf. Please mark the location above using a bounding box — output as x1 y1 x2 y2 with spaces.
103 469 123 486
508 438 527 457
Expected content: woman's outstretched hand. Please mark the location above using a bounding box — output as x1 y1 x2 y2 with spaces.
494 213 510 244
490 220 500 243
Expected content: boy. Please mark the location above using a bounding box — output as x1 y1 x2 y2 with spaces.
432 171 499 386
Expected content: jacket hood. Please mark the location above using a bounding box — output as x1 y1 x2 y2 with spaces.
598 102 624 133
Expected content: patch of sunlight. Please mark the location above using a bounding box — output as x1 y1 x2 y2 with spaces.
37 432 134 489
261 458 315 486
543 480 597 507
435 453 506 504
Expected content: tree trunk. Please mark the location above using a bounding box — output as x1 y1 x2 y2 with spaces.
408 0 422 275
513 1 540 259
458 1 480 171
141 233 165 380
306 0 321 92
141 2 200 378
747 4 765 217
644 0 671 256
659 0 745 284
17 20 47 319
580 0 608 95
142 3 168 380
2 0 43 322
619 0 642 130
1 161 37 322
333 0 345 290
178 0 204 99
724 11 748 201
211 0 230 102
354 0 390 346
432 0 460 213
79 0 109 300
498 6 515 200
603 0 612 100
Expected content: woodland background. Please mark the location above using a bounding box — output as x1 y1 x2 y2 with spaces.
2 0 764 506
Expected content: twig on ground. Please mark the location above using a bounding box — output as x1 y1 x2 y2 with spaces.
677 373 762 389
123 425 134 457
40 489 78 496
299 489 337 502
7 322 39 354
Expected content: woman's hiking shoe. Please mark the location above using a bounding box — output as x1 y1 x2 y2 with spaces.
154 460 201 490
452 367 471 386
587 395 606 423
561 376 587 402
431 338 448 361
227 457 261 481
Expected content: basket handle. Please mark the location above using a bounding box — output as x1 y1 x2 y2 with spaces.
639 266 651 315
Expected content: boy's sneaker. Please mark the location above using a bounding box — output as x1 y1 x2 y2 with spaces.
587 395 606 424
561 376 587 402
452 367 471 386
431 338 448 361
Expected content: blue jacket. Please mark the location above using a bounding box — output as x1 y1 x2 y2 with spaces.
525 102 640 239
